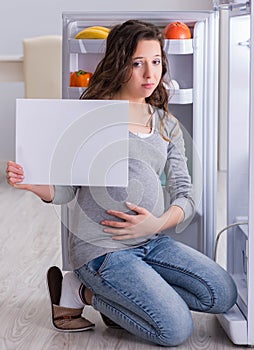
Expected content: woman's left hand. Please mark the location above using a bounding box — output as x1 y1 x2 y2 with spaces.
101 202 163 240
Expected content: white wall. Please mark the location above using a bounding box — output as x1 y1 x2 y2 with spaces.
0 0 211 55
0 0 212 160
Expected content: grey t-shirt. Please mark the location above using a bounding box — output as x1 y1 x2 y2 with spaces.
52 110 195 269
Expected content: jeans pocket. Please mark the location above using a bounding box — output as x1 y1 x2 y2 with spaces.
87 253 112 275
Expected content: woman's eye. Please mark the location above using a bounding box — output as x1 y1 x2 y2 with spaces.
153 59 161 65
133 61 143 68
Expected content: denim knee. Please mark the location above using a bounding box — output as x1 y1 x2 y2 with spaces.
155 310 194 347
208 268 238 314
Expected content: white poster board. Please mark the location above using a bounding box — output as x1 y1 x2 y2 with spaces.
16 99 129 186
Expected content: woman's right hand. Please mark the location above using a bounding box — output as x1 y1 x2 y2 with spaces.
6 161 55 201
6 161 31 190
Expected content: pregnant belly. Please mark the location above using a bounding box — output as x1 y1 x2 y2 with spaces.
78 173 164 224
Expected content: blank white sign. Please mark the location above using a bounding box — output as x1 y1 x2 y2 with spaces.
16 99 129 186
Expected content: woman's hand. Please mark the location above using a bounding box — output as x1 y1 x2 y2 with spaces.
6 161 31 190
101 202 185 241
101 202 163 240
6 161 55 202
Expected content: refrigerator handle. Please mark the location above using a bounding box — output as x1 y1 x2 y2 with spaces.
238 38 250 47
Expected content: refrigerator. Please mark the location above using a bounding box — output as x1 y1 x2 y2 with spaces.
60 1 253 345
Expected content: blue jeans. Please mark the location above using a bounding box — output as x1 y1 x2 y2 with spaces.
75 235 237 347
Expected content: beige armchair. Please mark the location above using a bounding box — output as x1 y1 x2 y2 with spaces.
23 35 62 99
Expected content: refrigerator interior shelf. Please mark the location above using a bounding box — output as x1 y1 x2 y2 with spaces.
68 87 86 99
69 38 193 55
68 87 193 105
168 88 193 104
69 38 106 54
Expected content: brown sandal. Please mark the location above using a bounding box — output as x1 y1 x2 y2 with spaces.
47 266 95 332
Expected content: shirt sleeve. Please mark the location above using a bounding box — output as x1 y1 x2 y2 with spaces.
164 116 195 225
51 185 80 205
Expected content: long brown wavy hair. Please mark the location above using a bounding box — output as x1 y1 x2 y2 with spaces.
80 20 169 109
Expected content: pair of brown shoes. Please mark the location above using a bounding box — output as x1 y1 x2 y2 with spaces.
47 266 95 332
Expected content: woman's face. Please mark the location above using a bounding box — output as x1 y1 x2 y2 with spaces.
117 39 162 103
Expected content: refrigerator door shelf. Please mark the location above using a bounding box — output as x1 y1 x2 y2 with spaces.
164 39 193 55
234 274 248 319
67 86 193 104
168 88 193 104
231 222 248 319
218 1 250 13
217 304 247 345
69 38 193 55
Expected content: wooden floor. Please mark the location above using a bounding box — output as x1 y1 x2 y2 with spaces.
0 163 248 350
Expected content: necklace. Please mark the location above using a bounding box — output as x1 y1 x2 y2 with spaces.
129 103 154 133
144 107 154 132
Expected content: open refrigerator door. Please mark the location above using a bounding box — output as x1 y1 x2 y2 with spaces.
216 0 254 346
